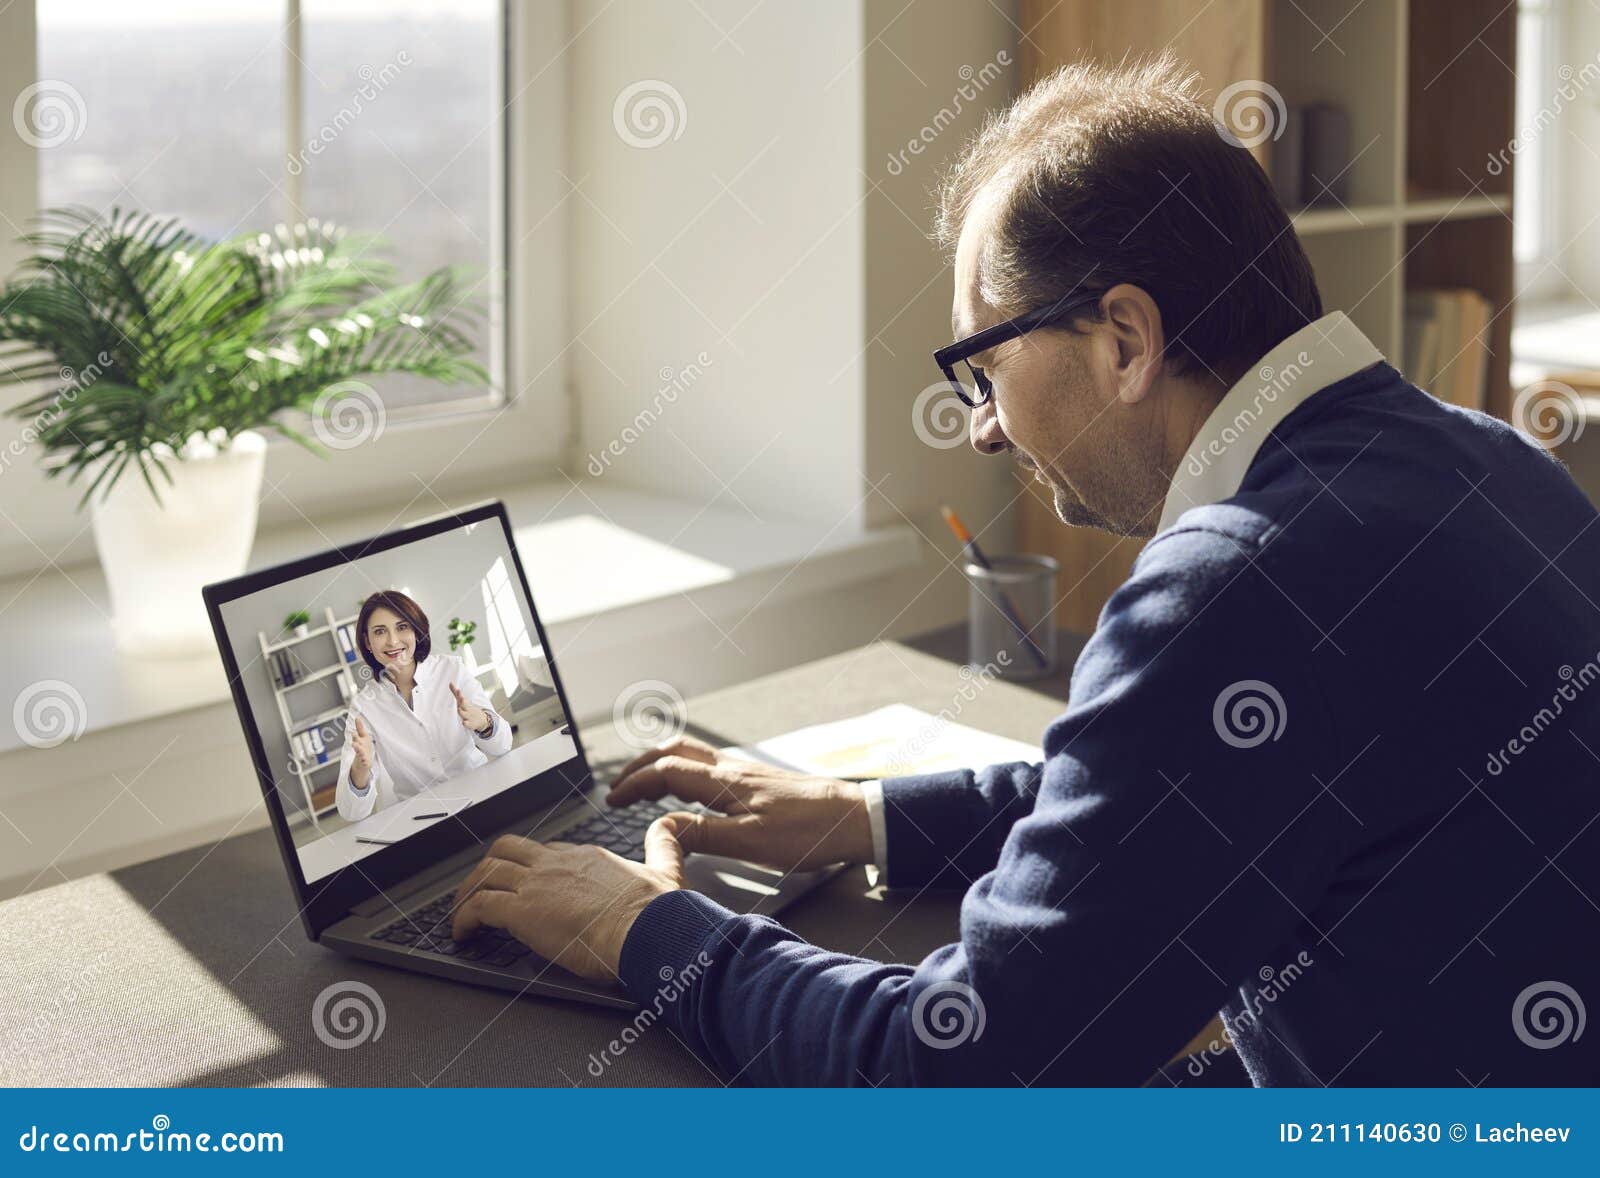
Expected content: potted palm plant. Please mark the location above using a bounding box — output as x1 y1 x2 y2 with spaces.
0 208 487 654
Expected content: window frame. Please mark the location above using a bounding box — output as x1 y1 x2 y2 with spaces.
1513 0 1567 302
9 0 569 568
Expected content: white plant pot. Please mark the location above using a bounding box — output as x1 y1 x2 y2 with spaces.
90 430 267 656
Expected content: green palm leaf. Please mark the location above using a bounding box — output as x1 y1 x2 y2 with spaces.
0 206 489 504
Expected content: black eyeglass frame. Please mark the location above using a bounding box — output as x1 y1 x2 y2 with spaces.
933 288 1105 407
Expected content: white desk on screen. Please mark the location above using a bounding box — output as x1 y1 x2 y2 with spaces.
295 728 581 881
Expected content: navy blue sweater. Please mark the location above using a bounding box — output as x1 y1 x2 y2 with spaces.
620 362 1600 1085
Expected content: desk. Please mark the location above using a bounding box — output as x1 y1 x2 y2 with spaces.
0 628 1080 1087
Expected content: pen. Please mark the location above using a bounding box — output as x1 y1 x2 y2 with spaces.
355 835 398 846
940 505 1050 669
412 812 449 820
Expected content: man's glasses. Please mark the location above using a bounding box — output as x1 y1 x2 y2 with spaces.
932 289 1104 407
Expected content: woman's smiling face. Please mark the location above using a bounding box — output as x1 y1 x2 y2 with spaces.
364 606 416 671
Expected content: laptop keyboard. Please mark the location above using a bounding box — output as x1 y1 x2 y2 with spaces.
367 799 679 962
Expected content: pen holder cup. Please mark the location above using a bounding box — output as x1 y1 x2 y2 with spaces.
965 554 1059 682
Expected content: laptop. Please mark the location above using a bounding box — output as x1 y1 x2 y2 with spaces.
203 500 837 1009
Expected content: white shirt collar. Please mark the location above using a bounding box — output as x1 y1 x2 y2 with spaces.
1158 311 1383 533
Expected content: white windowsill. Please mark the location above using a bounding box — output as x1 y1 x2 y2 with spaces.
0 478 920 757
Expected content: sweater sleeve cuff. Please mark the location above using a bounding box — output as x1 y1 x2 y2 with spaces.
618 888 737 1001
880 770 985 889
860 779 889 886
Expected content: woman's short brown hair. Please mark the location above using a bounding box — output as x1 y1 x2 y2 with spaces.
935 54 1322 387
355 590 431 676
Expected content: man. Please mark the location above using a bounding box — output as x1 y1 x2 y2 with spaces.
452 58 1600 1085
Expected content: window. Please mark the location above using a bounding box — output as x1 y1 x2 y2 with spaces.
481 556 538 697
35 0 503 412
1513 0 1562 297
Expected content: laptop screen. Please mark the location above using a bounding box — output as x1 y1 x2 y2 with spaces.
213 513 583 883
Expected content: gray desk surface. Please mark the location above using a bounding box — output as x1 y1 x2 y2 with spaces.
0 628 1080 1087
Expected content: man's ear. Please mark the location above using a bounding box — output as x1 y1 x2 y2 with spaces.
1098 283 1165 405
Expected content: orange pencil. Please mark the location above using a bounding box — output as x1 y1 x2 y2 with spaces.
940 506 1049 668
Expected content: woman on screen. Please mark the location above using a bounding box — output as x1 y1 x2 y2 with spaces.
334 590 512 822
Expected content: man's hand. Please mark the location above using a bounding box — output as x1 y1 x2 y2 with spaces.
450 823 687 981
605 735 874 872
449 682 491 735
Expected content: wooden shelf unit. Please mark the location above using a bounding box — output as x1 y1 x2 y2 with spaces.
1017 0 1516 635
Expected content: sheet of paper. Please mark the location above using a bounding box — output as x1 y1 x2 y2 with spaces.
726 703 1042 780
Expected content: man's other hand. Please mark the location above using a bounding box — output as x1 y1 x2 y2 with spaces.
605 735 874 872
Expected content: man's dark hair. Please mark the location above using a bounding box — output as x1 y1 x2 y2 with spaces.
935 54 1322 387
356 589 432 675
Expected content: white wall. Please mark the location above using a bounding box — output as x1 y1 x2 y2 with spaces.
567 0 869 529
567 0 1021 613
